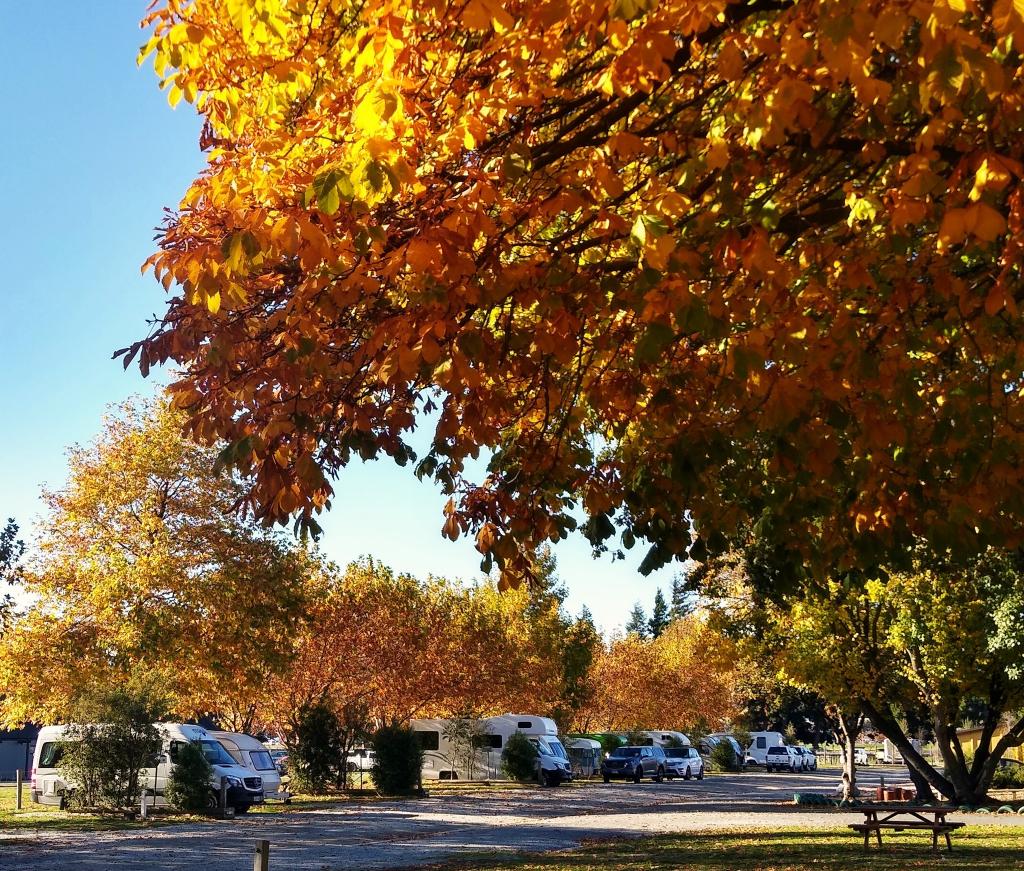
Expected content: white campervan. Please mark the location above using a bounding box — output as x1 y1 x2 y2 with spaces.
412 714 572 786
31 723 265 812
208 730 288 801
746 731 788 766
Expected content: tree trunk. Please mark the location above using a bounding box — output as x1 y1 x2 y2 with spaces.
837 710 862 800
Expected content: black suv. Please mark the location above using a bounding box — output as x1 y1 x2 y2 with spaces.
601 745 667 783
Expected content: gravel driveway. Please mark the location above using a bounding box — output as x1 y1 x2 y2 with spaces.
2 770 1020 870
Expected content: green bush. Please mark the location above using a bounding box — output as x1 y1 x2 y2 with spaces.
165 742 214 811
501 731 539 782
373 725 423 795
992 764 1024 789
58 686 164 811
289 702 344 793
710 739 740 772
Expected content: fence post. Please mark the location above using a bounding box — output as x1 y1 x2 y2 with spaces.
253 839 270 871
220 776 228 810
15 769 22 810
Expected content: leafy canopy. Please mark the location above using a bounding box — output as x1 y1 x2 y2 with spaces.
131 0 1024 584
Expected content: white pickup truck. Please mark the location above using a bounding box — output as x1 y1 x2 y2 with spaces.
765 745 800 772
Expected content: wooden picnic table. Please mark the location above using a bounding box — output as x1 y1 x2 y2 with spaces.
850 803 964 852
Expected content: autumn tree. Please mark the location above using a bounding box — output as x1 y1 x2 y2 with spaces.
0 399 309 727
129 0 1024 588
580 615 739 732
697 541 1024 804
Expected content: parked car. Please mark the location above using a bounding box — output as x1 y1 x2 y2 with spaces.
765 745 801 772
601 745 667 783
664 746 705 780
854 748 869 765
795 747 817 770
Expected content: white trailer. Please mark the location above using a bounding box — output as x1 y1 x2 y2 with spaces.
639 730 691 748
411 714 572 785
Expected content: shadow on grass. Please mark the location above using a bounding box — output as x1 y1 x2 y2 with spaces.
422 828 1024 871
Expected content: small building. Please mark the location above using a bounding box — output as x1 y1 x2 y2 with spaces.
956 725 1024 764
0 726 38 781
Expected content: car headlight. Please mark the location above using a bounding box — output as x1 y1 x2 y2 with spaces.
226 776 243 787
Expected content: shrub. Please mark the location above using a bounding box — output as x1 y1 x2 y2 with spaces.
372 724 423 795
501 731 539 782
992 764 1024 790
58 686 164 811
165 742 213 811
710 739 740 772
289 702 344 793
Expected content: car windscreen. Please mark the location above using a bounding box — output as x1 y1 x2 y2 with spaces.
610 748 641 758
768 747 786 754
249 750 277 771
664 748 685 758
547 739 568 760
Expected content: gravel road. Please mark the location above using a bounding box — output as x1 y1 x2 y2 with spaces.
2 769 1021 870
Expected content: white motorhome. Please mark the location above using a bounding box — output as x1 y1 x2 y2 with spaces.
746 731 788 765
639 730 691 748
31 723 264 812
208 731 288 801
412 714 572 786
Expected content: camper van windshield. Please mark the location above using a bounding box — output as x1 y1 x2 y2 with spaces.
197 740 237 767
548 740 568 760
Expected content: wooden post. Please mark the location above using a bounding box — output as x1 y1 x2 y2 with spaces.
220 776 228 810
253 839 270 871
15 769 22 810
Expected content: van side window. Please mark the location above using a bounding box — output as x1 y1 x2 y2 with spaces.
169 741 187 763
756 737 767 749
517 721 532 729
415 731 440 751
38 742 63 767
472 734 502 749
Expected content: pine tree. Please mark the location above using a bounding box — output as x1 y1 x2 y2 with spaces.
670 574 695 620
648 589 671 638
625 603 649 639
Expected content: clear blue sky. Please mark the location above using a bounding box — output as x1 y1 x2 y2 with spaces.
0 2 677 633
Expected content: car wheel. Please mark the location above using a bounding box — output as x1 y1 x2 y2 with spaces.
234 803 252 815
697 766 705 780
684 766 692 780
207 790 220 810
655 766 664 783
633 766 642 783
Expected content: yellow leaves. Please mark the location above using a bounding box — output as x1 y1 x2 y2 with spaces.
705 139 730 170
462 0 515 32
969 156 1018 201
717 41 745 80
938 203 1007 249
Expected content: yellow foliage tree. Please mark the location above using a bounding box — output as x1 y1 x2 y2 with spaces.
0 400 308 728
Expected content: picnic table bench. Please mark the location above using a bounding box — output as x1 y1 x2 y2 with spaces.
849 804 964 851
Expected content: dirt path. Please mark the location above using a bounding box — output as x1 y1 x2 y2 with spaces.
2 771 1020 870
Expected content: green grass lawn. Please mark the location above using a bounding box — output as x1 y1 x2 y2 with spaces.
422 828 1024 871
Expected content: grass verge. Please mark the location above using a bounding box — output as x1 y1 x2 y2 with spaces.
407 827 1024 871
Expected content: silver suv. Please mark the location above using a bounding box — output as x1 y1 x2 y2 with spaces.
664 746 705 780
601 746 667 783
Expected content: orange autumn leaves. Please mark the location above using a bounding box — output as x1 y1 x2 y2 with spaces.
129 0 1024 587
